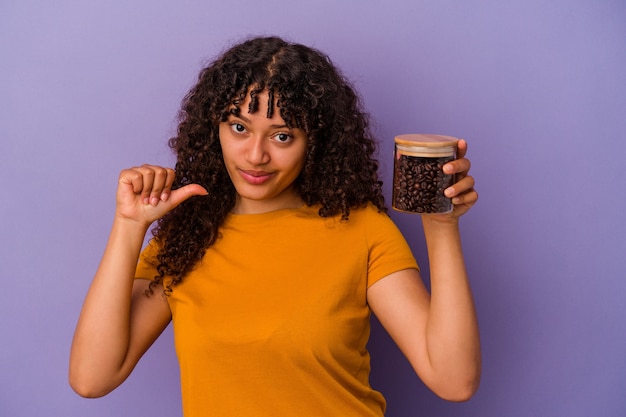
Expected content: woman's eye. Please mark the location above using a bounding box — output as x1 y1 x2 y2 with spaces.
230 123 246 133
274 133 292 143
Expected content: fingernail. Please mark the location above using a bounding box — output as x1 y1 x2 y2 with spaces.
143 197 150 205
445 187 455 197
161 192 169 201
150 197 159 206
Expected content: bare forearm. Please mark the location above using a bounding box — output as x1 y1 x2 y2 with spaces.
69 219 149 393
422 217 481 398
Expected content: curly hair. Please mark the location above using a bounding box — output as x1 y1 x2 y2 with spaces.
148 36 386 295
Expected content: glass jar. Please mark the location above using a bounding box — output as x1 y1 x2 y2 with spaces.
392 134 459 214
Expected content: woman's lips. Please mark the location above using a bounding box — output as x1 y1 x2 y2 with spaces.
238 169 274 185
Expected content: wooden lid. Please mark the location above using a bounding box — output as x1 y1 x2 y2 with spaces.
394 134 459 147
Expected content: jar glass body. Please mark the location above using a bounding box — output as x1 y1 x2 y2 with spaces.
392 139 457 214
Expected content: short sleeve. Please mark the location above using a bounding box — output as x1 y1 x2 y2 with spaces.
365 208 419 288
135 239 160 281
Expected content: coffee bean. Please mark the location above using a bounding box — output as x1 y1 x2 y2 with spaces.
392 154 454 213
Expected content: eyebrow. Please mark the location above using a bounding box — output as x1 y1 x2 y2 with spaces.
231 113 289 130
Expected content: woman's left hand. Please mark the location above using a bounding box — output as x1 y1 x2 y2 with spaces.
426 139 478 223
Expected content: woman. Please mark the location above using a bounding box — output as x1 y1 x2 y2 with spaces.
69 36 480 416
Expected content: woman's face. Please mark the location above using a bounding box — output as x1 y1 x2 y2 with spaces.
219 90 308 214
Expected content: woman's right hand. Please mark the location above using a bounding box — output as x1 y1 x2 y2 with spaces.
115 164 208 227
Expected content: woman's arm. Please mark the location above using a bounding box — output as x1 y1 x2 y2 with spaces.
68 218 171 397
367 140 481 401
69 165 207 397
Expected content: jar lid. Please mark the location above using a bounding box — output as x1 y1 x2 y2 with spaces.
394 134 459 148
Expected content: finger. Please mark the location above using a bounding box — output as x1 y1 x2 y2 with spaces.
118 168 144 195
456 138 468 160
444 175 475 198
133 165 173 205
443 157 471 176
130 165 157 204
159 168 177 202
452 188 479 206
143 166 171 206
444 139 469 175
167 184 209 208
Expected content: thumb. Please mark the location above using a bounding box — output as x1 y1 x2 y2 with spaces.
167 184 209 208
456 139 468 159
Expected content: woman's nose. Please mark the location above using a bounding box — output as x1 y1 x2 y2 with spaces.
245 135 270 165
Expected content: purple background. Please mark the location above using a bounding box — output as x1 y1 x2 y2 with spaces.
2 1 625 416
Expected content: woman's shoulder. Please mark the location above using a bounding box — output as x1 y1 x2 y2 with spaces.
347 203 391 223
313 203 397 237
138 238 162 265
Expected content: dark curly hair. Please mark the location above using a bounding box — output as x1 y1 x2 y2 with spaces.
149 36 386 295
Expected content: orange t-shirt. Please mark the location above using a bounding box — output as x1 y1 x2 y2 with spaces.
136 204 418 417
